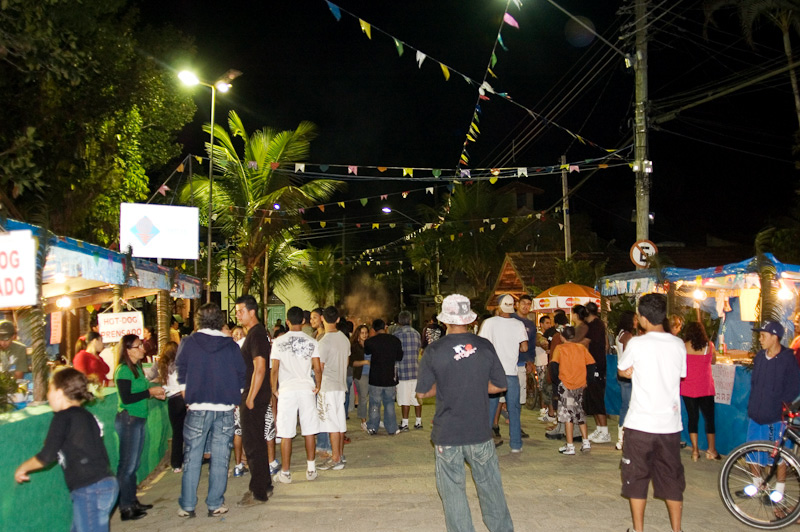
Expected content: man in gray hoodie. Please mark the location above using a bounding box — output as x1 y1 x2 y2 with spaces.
176 303 246 518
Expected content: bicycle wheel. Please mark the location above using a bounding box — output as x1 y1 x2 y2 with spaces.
719 440 800 529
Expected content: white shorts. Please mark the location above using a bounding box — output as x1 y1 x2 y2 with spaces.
276 390 321 438
396 379 420 407
318 390 347 433
518 366 527 405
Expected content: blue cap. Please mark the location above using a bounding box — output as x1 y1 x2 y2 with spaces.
753 321 784 340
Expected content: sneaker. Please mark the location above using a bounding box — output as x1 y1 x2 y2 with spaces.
379 421 385 428
538 414 556 423
360 421 368 432
520 429 530 439
589 431 612 444
367 428 377 435
558 443 575 455
318 458 337 470
172 467 182 474
208 506 228 517
492 425 501 438
332 459 345 470
494 437 504 448
237 490 267 507
587 428 600 439
539 407 548 417
341 454 347 463
500 408 509 420
233 463 248 477
399 425 410 432
177 508 196 518
581 441 592 453
306 469 318 481
269 460 281 476
414 423 423 429
274 471 292 484
510 448 522 454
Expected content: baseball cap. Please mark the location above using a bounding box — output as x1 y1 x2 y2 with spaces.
753 321 784 340
0 320 15 340
498 294 515 313
437 294 477 326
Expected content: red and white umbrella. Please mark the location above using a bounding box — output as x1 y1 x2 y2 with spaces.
533 282 601 311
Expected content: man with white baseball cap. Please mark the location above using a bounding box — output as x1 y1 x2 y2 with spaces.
416 294 513 532
479 294 528 452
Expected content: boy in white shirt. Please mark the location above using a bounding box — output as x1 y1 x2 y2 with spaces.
270 306 322 484
316 306 350 471
617 293 687 532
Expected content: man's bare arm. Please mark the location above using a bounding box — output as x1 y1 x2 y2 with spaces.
488 382 507 394
417 383 436 399
245 357 266 409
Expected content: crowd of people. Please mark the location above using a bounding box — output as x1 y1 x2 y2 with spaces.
10 288 800 532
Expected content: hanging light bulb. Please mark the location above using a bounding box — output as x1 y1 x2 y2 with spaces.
692 289 707 301
778 282 794 301
56 296 72 309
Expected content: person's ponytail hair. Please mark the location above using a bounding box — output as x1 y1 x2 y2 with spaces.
50 367 94 403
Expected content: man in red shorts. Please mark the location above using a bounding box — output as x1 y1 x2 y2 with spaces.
617 293 687 532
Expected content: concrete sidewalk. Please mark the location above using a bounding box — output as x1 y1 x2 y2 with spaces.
115 404 755 532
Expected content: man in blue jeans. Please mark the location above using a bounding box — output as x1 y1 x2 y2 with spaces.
365 318 403 435
176 303 246 518
417 294 513 532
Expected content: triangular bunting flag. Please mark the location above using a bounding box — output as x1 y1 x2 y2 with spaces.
402 191 409 198
394 38 404 56
460 169 470 178
403 168 413 177
416 50 426 68
569 165 580 173
360 198 368 206
503 13 520 29
378 166 387 172
426 187 434 194
380 194 388 200
337 202 345 208
432 169 441 177
157 184 170 196
488 68 497 79
440 64 450 81
559 223 564 230
319 205 325 212
490 224 496 230
326 1 341 20
498 33 508 51
177 163 184 172
320 222 327 228
389 223 396 228
491 53 497 68
295 163 305 173
299 208 305 214
517 167 528 177
359 19 372 39
489 177 498 184
372 223 379 229
479 227 485 233
320 164 329 172
502 217 509 223
348 165 358 175
450 235 455 241
195 156 203 164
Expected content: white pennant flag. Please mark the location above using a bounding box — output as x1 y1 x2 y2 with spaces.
295 163 305 173
416 50 426 68
517 167 528 177
426 187 434 194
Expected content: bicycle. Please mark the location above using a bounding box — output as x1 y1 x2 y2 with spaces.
719 402 800 529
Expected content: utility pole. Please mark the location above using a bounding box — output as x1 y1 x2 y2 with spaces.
633 0 651 240
561 155 572 259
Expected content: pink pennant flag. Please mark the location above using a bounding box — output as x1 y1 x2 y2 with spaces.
157 184 171 196
503 13 519 29
380 194 388 200
569 165 580 173
402 191 409 198
299 208 305 214
348 165 358 175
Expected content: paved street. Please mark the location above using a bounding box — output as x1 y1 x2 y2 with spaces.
116 403 756 532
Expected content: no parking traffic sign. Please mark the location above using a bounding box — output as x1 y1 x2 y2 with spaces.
630 240 657 269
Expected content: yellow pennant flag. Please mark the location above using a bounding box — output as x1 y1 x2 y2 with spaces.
467 134 476 142
488 68 497 79
359 19 372 39
372 223 379 229
560 164 568 170
403 168 413 177
195 156 203 164
450 235 455 241
502 217 509 223
471 123 481 134
320 222 326 228
440 64 450 81
337 202 345 208
479 227 484 233
489 177 498 184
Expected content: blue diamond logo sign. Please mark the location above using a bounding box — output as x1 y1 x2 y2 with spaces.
131 216 160 245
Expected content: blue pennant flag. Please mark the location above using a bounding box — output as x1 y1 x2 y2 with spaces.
326 1 341 21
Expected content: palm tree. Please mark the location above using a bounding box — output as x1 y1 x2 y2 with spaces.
293 245 344 307
705 0 800 129
753 227 783 350
179 111 344 304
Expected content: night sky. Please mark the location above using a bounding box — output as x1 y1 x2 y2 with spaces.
139 0 799 254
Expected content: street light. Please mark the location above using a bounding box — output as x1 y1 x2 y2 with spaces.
179 68 242 302
381 207 441 307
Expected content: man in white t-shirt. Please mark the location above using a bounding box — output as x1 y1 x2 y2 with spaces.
270 306 322 484
479 294 528 452
617 293 687 532
316 306 350 471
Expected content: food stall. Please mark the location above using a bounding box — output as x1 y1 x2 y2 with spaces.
598 254 800 455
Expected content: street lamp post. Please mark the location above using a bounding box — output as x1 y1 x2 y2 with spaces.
179 69 241 302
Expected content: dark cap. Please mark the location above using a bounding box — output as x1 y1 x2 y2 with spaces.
753 321 784 340
0 320 15 340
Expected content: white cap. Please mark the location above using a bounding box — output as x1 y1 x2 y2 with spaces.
498 294 515 313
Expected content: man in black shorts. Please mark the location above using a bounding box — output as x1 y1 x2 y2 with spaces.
617 293 687 532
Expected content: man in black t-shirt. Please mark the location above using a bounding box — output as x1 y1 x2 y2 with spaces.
234 295 273 507
364 319 403 435
416 294 513 532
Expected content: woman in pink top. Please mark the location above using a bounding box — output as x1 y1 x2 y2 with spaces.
680 321 719 461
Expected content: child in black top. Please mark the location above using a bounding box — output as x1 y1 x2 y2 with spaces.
15 368 118 532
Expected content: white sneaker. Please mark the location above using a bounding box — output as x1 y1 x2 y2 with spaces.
581 441 592 453
539 407 548 417
558 443 575 455
274 471 292 484
589 431 612 444
587 428 600 440
360 421 368 432
539 414 556 422
306 469 318 481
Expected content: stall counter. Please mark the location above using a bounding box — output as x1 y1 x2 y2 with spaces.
0 387 170 532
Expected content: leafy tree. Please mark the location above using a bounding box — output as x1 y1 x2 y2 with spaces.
179 111 344 301
293 246 344 308
705 0 800 129
554 254 607 287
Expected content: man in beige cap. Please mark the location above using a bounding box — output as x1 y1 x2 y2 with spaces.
417 294 513 532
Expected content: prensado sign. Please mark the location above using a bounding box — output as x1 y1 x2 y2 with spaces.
119 203 199 260
0 230 36 308
98 312 144 343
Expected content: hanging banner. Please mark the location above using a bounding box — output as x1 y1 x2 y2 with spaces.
0 230 36 308
50 311 63 345
712 364 736 405
98 312 145 343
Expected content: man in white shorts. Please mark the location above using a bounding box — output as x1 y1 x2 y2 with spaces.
393 310 423 430
270 306 322 484
317 306 350 471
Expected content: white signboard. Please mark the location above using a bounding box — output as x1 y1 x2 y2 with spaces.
119 203 199 260
630 240 658 269
0 230 36 308
712 364 736 405
98 312 145 343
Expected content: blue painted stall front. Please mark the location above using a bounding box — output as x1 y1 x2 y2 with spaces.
606 354 750 455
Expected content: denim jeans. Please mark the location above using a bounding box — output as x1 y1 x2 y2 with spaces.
344 375 354 416
619 380 632 426
354 376 368 419
317 430 332 452
70 476 118 532
180 409 234 512
115 410 146 511
434 439 513 532
489 375 521 450
368 385 398 434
